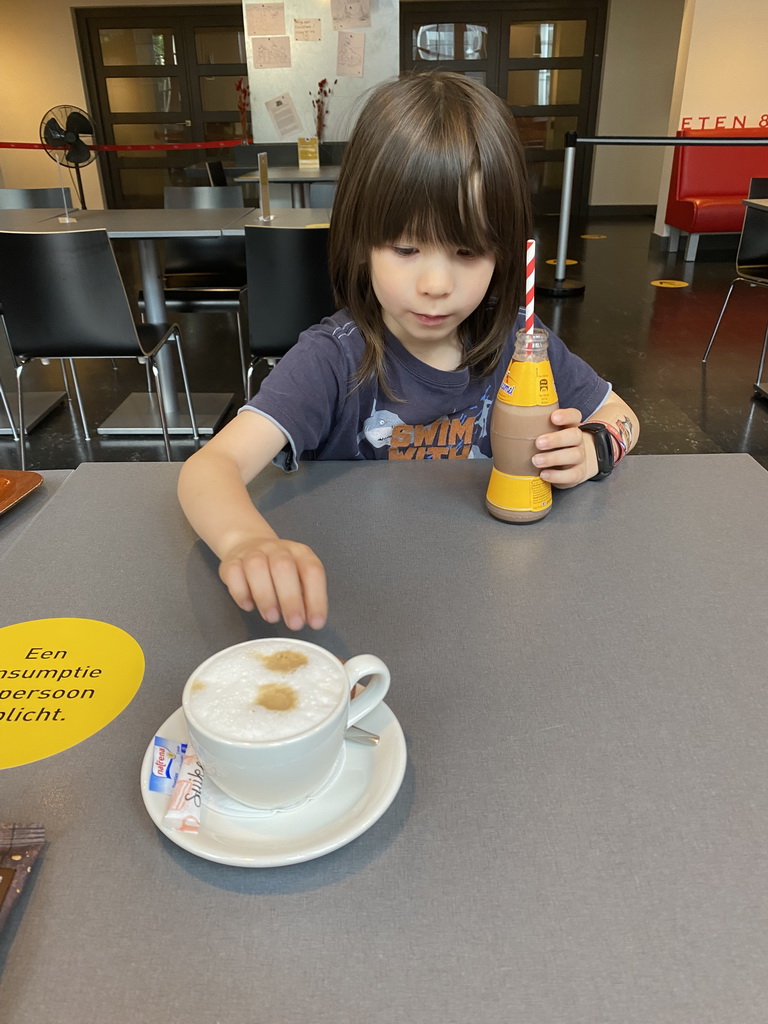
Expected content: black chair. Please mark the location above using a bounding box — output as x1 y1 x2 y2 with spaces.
0 229 197 469
703 177 768 370
239 224 335 398
0 187 73 209
0 187 76 441
206 160 228 186
307 182 336 208
140 185 248 316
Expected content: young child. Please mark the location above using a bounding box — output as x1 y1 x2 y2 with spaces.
178 71 639 631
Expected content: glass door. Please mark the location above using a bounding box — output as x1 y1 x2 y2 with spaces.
502 10 603 214
76 7 246 207
400 1 607 216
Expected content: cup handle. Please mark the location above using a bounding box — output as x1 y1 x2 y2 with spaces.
343 655 391 726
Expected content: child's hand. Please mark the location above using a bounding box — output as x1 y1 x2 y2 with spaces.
218 536 328 631
531 407 598 489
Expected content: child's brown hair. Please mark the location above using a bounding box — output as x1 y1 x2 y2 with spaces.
328 71 532 393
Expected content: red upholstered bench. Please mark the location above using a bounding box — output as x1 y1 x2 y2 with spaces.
664 127 768 261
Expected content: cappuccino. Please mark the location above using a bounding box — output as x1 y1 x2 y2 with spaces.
187 639 347 743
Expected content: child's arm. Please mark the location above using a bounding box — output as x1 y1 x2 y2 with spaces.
531 392 640 489
177 413 328 631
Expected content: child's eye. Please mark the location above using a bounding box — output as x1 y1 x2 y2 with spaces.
457 248 478 259
392 245 418 257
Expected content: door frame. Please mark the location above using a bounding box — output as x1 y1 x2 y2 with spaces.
400 0 608 216
75 5 246 208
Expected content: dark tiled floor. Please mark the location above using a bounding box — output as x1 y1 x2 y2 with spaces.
2 216 768 472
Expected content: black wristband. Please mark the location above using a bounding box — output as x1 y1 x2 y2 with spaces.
579 422 614 480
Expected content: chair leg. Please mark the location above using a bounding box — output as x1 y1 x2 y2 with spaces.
666 226 680 253
67 359 91 440
755 319 768 389
60 359 72 400
684 232 700 262
0 373 19 442
236 302 249 398
173 330 199 440
149 358 173 461
15 364 26 471
702 278 739 363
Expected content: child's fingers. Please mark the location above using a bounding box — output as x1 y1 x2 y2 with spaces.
269 552 310 631
219 560 256 612
296 553 328 630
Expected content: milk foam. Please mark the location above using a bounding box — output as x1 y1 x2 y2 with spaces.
188 641 346 742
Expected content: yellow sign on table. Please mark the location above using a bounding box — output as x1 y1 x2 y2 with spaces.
0 618 144 769
298 137 320 168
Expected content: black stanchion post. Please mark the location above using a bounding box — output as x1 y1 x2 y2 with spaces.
536 130 585 298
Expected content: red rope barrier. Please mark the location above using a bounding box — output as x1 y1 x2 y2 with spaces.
0 140 246 151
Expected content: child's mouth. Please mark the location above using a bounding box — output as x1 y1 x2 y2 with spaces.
413 313 449 326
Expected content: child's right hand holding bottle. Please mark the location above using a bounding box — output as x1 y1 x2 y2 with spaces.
218 533 328 631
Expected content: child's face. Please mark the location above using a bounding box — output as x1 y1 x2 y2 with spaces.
369 241 495 361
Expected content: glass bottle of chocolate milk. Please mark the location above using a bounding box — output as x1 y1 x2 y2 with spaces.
485 327 559 522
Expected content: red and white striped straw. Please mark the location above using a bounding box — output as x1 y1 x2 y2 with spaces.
525 239 536 333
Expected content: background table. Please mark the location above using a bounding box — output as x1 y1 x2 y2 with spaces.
222 207 332 234
2 455 768 1023
233 165 341 207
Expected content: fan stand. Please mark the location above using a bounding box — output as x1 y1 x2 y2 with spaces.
74 163 87 210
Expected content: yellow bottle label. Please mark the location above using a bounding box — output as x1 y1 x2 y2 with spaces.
496 359 558 407
485 467 552 512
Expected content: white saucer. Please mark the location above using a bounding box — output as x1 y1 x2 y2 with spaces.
140 704 406 867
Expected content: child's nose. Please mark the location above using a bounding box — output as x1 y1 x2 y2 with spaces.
417 259 453 296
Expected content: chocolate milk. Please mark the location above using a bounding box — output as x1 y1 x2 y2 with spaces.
485 327 559 522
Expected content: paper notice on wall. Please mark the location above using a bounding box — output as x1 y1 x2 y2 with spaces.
252 36 291 70
265 93 303 138
294 18 321 42
245 2 286 37
337 32 365 77
331 0 371 31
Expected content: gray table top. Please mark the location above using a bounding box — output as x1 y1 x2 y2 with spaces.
234 164 342 184
4 207 256 238
2 454 768 1023
222 207 332 234
0 469 73 560
0 208 77 230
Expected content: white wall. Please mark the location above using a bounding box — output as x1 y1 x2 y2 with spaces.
653 0 768 234
590 0 685 207
0 0 229 206
244 0 399 143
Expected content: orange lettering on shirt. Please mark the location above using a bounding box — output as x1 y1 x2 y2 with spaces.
390 424 414 446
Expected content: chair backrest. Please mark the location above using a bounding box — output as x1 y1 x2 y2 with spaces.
163 184 244 209
737 178 768 280
0 229 143 359
244 225 335 359
0 186 73 209
670 128 768 200
206 160 228 186
307 182 336 207
163 185 246 275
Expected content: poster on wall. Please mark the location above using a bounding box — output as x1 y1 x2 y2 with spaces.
294 18 322 42
245 3 286 37
265 93 303 137
253 36 292 70
331 0 371 31
337 32 365 77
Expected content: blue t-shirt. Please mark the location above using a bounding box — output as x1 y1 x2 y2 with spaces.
242 309 610 471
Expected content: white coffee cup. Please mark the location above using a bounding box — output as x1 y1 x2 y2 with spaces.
181 638 390 809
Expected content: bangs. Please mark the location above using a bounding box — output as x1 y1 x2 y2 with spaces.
358 142 501 258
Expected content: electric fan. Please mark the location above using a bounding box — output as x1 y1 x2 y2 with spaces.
39 105 96 209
